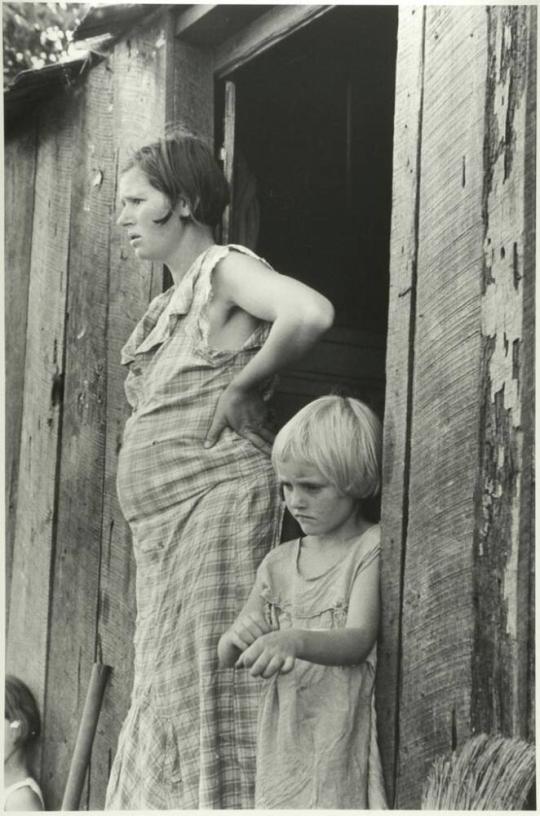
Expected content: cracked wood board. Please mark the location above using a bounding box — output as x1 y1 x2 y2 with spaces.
378 6 425 804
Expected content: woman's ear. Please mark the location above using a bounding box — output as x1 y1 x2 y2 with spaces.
177 197 192 219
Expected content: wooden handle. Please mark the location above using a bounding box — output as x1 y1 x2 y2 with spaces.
61 663 111 810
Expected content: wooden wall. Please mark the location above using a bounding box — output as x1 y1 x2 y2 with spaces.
5 4 535 811
5 9 214 809
378 5 536 807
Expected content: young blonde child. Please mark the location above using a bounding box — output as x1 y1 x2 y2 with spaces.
218 395 387 809
3 676 44 811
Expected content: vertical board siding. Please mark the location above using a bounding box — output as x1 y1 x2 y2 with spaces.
42 62 115 810
5 123 37 619
472 5 536 740
6 97 75 737
522 8 536 743
222 79 236 243
169 38 215 136
378 6 424 804
394 7 488 807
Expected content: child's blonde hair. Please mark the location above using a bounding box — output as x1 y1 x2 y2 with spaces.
272 396 382 499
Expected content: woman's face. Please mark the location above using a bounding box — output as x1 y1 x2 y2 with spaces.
117 166 188 263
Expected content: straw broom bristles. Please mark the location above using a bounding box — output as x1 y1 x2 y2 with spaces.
421 733 535 810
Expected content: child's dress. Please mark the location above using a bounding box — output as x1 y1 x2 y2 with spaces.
105 245 283 809
3 777 44 810
254 527 387 809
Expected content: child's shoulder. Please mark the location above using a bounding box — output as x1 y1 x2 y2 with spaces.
362 522 381 543
4 779 43 811
351 523 381 559
259 539 298 570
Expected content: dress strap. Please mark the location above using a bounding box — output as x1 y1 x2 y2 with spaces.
195 244 276 360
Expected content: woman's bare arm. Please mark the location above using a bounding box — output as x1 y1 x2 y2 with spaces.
205 253 334 448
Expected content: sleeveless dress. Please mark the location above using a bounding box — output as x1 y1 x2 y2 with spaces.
254 527 387 809
3 777 44 809
105 245 283 809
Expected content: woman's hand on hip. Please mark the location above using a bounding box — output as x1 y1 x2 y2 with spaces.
237 631 298 678
204 383 274 452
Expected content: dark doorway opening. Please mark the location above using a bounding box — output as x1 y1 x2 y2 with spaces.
217 5 398 427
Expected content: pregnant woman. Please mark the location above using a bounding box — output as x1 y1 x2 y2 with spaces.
105 132 334 809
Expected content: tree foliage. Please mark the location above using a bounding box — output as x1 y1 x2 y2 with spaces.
3 2 86 88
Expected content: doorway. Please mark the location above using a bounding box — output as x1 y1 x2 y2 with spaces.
216 6 397 428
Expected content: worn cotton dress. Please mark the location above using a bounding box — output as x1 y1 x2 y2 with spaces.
254 527 387 809
106 245 283 809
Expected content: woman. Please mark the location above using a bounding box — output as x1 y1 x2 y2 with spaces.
105 132 334 809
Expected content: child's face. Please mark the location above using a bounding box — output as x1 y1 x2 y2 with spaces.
276 460 358 539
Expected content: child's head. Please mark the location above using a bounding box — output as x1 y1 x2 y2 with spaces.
272 395 382 501
122 130 230 228
5 675 41 752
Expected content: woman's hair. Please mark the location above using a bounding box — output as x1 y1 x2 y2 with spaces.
272 395 382 499
5 675 41 749
122 130 230 227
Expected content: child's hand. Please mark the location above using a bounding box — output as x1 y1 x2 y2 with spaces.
227 611 272 652
237 631 297 678
204 384 274 452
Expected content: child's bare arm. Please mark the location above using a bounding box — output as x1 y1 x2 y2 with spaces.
206 254 334 448
238 555 380 678
217 584 271 668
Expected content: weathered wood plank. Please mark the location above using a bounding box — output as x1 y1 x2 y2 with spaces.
395 7 488 806
4 122 37 623
90 13 196 807
222 79 236 243
175 4 217 38
168 35 215 136
378 7 425 805
522 7 536 744
472 4 536 741
6 97 75 742
214 5 333 78
41 60 115 810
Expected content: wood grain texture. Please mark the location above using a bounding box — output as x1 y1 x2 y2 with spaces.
175 4 217 38
395 7 488 807
6 96 75 736
4 122 37 622
472 5 536 741
214 5 333 78
222 79 236 243
168 36 215 136
41 60 115 810
522 7 536 744
90 14 182 807
378 7 425 804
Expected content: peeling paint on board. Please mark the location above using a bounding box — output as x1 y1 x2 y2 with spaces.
473 5 533 739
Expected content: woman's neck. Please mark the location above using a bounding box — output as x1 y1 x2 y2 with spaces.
165 226 216 286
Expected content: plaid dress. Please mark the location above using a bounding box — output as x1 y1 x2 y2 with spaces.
105 244 283 809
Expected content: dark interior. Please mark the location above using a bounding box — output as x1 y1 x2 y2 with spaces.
219 5 398 334
215 7 397 527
